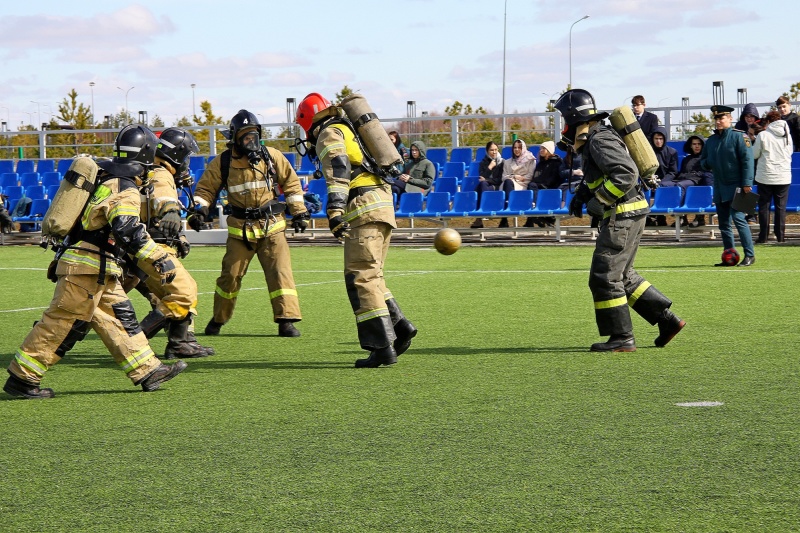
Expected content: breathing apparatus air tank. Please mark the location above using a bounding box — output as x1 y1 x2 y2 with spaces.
41 156 99 243
608 105 659 181
338 94 402 175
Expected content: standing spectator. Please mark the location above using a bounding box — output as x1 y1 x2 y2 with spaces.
631 95 659 139
393 141 435 200
470 141 503 229
648 126 679 226
776 96 800 152
498 139 536 228
753 110 794 243
734 103 760 141
700 105 756 266
525 140 562 227
388 131 409 161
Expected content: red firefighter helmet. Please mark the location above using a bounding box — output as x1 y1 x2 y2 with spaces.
295 93 332 135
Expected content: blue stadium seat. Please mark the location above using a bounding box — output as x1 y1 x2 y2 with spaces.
649 187 683 215
425 148 447 173
672 186 714 215
1 173 18 188
526 189 563 216
498 190 534 216
12 198 49 222
555 190 575 215
36 160 56 174
296 155 316 177
57 159 73 176
467 161 481 178
0 160 14 174
24 185 45 200
475 147 487 162
469 190 505 217
394 192 424 217
529 145 540 159
305 178 328 218
666 140 683 153
461 176 480 194
790 152 800 168
20 172 41 188
421 192 451 217
433 177 458 196
16 160 35 174
441 162 466 179
449 147 473 166
785 184 800 213
501 146 513 160
46 185 60 199
3 185 23 204
189 155 206 175
444 191 478 217
791 167 800 184
206 155 217 165
282 152 297 169
41 172 62 187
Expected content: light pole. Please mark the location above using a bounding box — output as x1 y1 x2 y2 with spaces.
30 100 41 129
569 15 589 88
89 81 95 125
191 83 196 119
117 86 135 124
1 106 9 124
501 0 508 145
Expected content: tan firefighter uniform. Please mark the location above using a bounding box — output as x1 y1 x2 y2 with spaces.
193 146 307 325
8 177 175 387
315 122 405 351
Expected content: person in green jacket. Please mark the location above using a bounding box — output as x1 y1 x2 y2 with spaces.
700 105 756 267
392 141 436 200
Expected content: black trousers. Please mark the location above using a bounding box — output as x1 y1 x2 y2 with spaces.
756 183 790 242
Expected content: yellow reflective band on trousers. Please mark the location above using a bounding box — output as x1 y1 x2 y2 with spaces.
318 141 347 162
215 285 239 300
14 350 47 377
60 249 123 277
628 281 652 306
343 194 394 223
356 307 390 323
135 239 159 261
383 291 394 301
603 199 649 218
594 296 628 310
120 346 155 373
269 288 297 300
228 219 286 240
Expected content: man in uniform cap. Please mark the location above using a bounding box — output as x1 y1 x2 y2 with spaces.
700 105 756 266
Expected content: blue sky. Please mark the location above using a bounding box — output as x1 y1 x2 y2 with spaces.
0 0 796 131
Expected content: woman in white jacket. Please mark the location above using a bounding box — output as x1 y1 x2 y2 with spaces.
753 110 794 243
496 139 536 227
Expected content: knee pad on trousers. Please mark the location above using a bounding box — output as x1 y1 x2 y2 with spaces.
55 319 91 358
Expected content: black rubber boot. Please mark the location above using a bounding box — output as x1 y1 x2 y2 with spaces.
654 310 686 347
590 334 636 352
355 346 398 368
137 361 188 392
385 299 417 356
3 373 55 399
205 319 223 336
139 309 167 339
278 320 301 337
165 316 216 359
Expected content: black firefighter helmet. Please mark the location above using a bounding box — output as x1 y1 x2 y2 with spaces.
554 89 609 146
157 127 199 184
98 124 159 179
225 109 261 153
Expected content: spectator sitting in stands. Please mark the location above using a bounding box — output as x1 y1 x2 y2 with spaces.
558 150 583 194
392 141 435 201
470 141 503 229
776 95 800 152
497 139 536 228
632 95 659 139
0 195 13 233
753 110 794 243
389 131 409 161
647 126 679 226
525 140 561 227
674 135 715 227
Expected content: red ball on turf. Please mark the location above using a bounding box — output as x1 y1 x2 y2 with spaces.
721 248 740 266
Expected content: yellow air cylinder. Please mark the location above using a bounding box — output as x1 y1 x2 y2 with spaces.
609 105 659 179
339 93 402 173
41 156 98 239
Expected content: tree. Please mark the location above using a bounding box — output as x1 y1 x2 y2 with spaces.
45 89 103 158
686 112 713 138
56 89 92 129
333 85 355 105
190 101 226 154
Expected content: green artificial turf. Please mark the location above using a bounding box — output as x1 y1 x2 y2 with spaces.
1 242 798 532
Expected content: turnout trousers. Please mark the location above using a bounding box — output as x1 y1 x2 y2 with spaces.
9 273 162 385
344 221 397 351
137 246 198 320
212 232 301 324
589 214 674 336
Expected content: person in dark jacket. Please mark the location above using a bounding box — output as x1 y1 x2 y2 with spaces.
648 126 679 226
632 95 659 139
700 105 756 266
674 135 715 227
393 141 435 200
525 140 561 227
388 131 409 161
734 103 760 136
470 141 503 228
776 95 800 153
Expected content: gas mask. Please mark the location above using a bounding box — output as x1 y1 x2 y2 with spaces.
571 123 591 152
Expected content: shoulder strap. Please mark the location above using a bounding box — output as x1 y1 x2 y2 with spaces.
220 149 232 189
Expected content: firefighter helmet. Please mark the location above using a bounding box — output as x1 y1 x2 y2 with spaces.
554 89 609 145
156 128 199 169
113 124 158 167
296 93 332 135
227 110 261 153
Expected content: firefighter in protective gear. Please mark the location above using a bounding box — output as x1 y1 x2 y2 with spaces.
295 92 418 367
3 125 187 399
133 127 215 358
555 89 685 352
192 110 307 337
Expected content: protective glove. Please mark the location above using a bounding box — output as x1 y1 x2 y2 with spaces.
569 184 593 218
328 215 351 240
186 205 209 232
158 210 182 239
291 212 311 234
152 257 177 285
47 259 58 283
175 235 191 259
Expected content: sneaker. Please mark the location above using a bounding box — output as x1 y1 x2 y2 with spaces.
205 319 223 336
654 310 686 347
355 346 398 368
590 334 636 352
3 374 55 399
278 321 301 337
138 361 188 392
738 256 756 267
